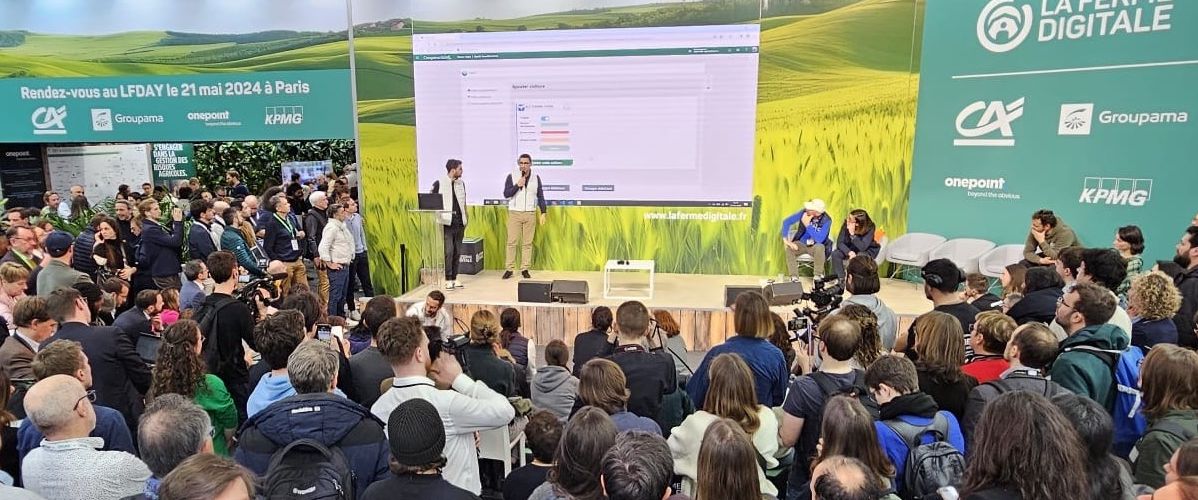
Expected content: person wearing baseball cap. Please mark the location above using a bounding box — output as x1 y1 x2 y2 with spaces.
894 258 980 359
361 399 480 500
780 198 834 281
35 230 91 297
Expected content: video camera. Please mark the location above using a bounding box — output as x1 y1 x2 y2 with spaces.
234 274 283 321
786 276 846 344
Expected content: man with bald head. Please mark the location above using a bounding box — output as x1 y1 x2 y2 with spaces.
810 456 886 500
21 374 150 500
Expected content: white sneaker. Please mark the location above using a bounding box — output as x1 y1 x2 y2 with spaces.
454 280 464 289
444 281 455 290
348 311 361 322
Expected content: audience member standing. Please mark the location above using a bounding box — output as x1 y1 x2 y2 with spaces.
1172 226 1198 348
528 407 616 500
688 292 786 408
961 392 1089 499
21 375 151 500
361 398 480 500
69 216 99 278
135 200 185 290
911 311 978 421
179 260 208 312
0 296 53 379
1129 271 1182 349
962 311 1016 383
1 226 39 274
318 202 354 318
1133 345 1198 488
670 353 778 497
1051 283 1127 411
36 231 92 295
44 288 150 434
531 340 578 420
112 290 160 343
218 208 266 278
1021 209 1080 267
304 191 331 306
259 194 306 296
343 197 373 319
1051 394 1137 500
91 217 135 283
147 320 237 456
348 297 401 408
962 323 1067 441
372 317 515 495
577 359 660 435
194 251 258 423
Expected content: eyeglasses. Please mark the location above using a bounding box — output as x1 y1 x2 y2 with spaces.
74 389 96 410
1056 296 1077 310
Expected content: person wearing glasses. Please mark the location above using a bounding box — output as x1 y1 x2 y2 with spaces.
42 287 151 435
501 154 547 280
1050 282 1129 412
21 374 151 500
16 339 137 461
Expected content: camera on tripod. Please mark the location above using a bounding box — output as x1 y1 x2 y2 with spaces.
429 333 471 368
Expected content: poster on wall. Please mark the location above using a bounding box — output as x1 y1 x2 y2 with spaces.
282 160 332 184
908 0 1196 257
46 144 152 204
151 143 195 192
0 143 47 209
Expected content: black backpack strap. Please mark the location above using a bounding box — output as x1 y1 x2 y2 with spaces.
882 413 949 450
985 378 1012 396
809 371 839 398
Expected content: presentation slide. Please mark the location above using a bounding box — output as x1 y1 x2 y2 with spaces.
413 24 760 207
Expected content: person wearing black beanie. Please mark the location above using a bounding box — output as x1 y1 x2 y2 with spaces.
361 399 481 500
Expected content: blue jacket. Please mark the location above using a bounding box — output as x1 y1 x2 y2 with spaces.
686 336 788 408
234 392 390 499
180 280 206 312
187 221 217 262
781 211 833 250
71 228 98 276
834 226 881 259
876 411 966 493
610 410 662 435
1132 317 1179 350
138 219 184 278
259 211 302 262
17 404 135 461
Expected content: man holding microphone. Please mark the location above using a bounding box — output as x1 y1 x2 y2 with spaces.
502 154 547 279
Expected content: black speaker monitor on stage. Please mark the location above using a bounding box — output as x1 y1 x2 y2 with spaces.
724 285 762 308
518 280 553 303
551 280 589 304
764 281 805 306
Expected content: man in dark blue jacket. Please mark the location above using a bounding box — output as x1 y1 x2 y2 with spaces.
71 215 101 277
138 203 185 290
187 198 218 263
781 198 833 280
235 340 389 499
259 194 307 296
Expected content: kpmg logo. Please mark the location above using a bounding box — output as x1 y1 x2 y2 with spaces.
1079 177 1152 207
977 0 1033 53
31 106 68 135
954 98 1024 147
264 106 303 125
1058 104 1093 135
91 109 113 132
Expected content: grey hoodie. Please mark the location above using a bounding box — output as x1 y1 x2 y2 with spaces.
838 294 899 350
531 365 578 420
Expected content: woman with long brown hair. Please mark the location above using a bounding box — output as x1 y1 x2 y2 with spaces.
578 358 660 434
147 320 238 456
963 391 1089 499
92 216 136 281
912 311 977 420
830 208 880 280
669 353 779 497
528 406 617 500
1001 263 1027 298
812 395 895 492
693 418 770 500
1133 345 1198 488
653 309 692 383
838 303 882 369
687 291 788 408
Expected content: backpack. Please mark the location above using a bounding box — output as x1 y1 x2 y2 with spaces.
1060 344 1146 455
194 295 240 377
811 370 881 419
260 438 355 500
883 413 966 500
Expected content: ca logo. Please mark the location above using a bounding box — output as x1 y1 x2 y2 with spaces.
977 0 1034 53
954 98 1025 147
32 106 68 135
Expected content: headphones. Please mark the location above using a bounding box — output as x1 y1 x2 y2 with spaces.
922 266 965 288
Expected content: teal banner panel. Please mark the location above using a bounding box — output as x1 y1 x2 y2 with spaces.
0 69 354 142
909 0 1197 260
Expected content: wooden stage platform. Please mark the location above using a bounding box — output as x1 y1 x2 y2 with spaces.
397 270 927 352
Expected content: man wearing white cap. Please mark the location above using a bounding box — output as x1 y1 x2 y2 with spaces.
781 199 834 281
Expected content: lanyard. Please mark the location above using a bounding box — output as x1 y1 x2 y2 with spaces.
274 214 295 237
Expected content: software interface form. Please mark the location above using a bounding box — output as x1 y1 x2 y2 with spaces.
413 24 760 207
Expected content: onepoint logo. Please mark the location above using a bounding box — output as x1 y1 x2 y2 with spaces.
954 98 1024 147
265 106 303 125
977 0 1033 53
31 106 67 135
91 109 113 132
187 111 232 122
1058 103 1093 136
945 176 1020 200
1079 177 1152 207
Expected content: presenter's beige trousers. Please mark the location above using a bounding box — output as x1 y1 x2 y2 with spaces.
506 210 536 271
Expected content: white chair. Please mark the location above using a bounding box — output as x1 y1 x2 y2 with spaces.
927 238 997 275
884 233 947 279
479 424 526 477
874 236 890 266
978 244 1026 279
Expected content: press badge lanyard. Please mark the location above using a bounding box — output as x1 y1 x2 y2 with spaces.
275 214 300 252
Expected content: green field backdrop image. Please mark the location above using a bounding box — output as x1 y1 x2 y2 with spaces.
0 0 924 294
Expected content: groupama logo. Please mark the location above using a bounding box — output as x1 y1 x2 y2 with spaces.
977 0 1034 53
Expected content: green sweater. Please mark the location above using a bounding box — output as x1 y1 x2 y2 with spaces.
1134 410 1198 488
1050 324 1128 411
196 374 238 456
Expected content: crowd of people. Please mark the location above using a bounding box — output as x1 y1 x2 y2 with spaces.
2 176 1198 500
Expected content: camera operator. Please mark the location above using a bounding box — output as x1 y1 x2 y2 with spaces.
195 251 258 424
834 255 899 350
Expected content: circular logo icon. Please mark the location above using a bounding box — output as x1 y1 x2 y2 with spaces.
977 0 1034 53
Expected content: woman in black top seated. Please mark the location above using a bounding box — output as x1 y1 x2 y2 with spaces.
830 209 881 280
1006 267 1064 325
462 309 517 397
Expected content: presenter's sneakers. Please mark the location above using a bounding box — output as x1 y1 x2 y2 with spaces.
502 271 514 280
444 281 455 290
454 280 464 288
522 270 532 279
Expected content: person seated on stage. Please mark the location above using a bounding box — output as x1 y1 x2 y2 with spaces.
830 209 881 280
781 198 834 281
1021 209 1080 267
405 290 453 334
962 273 1002 313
